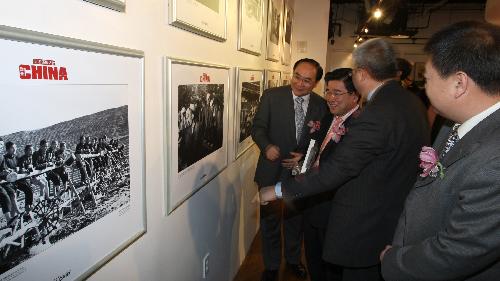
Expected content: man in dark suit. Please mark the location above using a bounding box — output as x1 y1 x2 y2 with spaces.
252 58 328 281
380 21 500 281
260 38 429 281
303 68 361 281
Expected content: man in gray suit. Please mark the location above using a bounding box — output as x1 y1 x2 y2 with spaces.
381 21 500 281
252 58 328 281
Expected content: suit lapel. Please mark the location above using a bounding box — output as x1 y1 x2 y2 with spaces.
415 108 500 188
285 88 297 143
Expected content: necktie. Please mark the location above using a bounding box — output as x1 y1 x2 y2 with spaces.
440 123 460 158
313 116 342 167
295 97 305 142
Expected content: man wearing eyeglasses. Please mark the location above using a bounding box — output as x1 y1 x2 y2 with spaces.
260 39 429 281
302 68 361 281
252 58 328 281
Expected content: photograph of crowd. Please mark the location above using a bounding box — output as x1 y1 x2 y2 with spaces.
245 0 261 21
269 0 281 45
239 81 261 142
0 86 130 277
177 84 224 172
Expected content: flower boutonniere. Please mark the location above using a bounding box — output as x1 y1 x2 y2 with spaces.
331 123 346 143
307 120 321 134
419 146 444 178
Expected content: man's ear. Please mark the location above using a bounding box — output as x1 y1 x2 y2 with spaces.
454 71 469 99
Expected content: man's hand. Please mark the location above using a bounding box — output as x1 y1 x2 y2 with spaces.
259 185 277 205
265 144 280 161
282 152 303 169
380 245 392 261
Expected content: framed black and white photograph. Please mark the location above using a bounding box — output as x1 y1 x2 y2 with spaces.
164 58 229 213
0 25 145 281
84 0 125 12
265 69 281 89
234 68 264 159
169 0 227 41
281 71 291 86
238 0 264 55
265 0 283 61
281 1 293 65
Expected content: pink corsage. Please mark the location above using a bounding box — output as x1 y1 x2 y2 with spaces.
331 124 346 143
308 120 321 133
419 146 444 178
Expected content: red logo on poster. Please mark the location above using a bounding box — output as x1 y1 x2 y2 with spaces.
200 73 210 83
19 58 68 80
250 75 255 81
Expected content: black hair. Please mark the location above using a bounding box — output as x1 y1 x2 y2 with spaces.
396 58 412 81
293 58 324 81
5 141 14 150
324 68 358 96
424 21 500 95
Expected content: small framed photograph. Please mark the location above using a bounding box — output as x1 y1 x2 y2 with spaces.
234 68 264 159
0 25 145 281
281 71 291 86
168 0 228 41
84 0 126 12
413 62 425 82
281 0 293 65
265 69 281 89
164 58 230 213
238 0 265 55
265 0 283 61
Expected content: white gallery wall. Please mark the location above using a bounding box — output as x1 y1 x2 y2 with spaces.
0 0 329 281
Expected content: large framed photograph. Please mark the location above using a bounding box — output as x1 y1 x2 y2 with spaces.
238 0 265 55
84 0 125 12
169 0 227 41
0 25 145 281
234 68 264 159
164 58 229 213
265 69 281 89
265 0 283 61
281 71 291 86
281 1 293 65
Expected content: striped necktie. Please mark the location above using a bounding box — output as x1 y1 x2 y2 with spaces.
295 97 305 142
440 123 460 158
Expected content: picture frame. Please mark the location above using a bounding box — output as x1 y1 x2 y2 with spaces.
168 0 228 42
164 58 230 214
281 0 293 65
84 0 125 12
265 69 281 89
413 62 425 82
265 0 283 61
281 71 291 86
234 68 264 159
238 0 265 56
0 24 145 281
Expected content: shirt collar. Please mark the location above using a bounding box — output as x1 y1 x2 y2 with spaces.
292 91 310 102
457 101 500 139
337 104 360 122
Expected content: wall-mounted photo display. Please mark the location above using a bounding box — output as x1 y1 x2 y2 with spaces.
84 0 125 11
169 0 227 41
0 25 145 281
281 71 291 86
265 69 281 89
413 61 426 87
234 68 264 159
164 58 229 213
281 0 293 65
265 0 283 61
238 0 264 55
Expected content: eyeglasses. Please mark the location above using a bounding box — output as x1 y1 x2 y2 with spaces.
325 89 351 97
292 73 314 86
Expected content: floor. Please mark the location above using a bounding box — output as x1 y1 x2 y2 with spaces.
232 231 311 281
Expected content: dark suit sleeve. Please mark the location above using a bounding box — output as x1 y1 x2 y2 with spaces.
252 90 273 153
282 106 388 198
382 158 500 281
